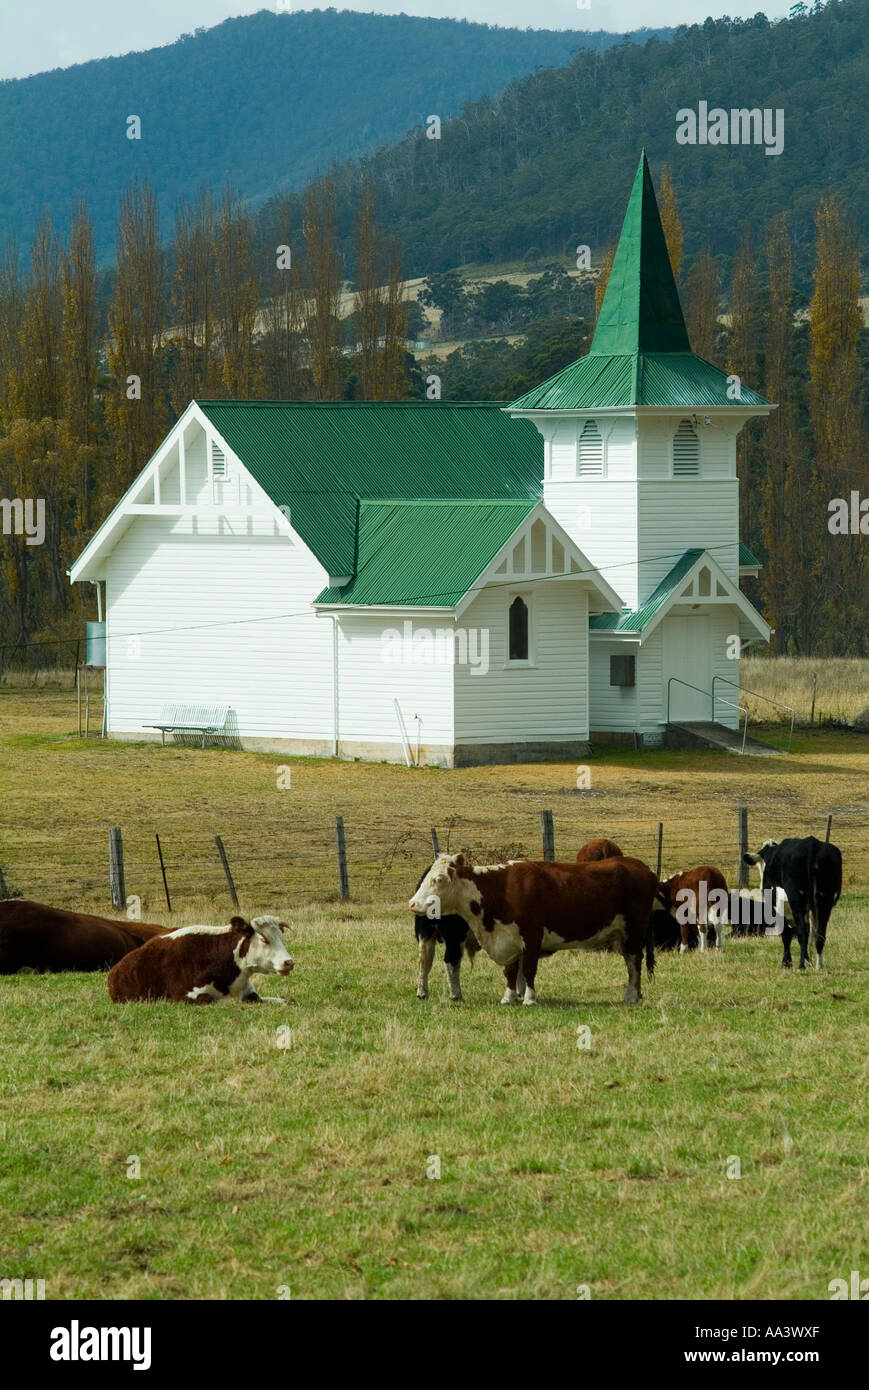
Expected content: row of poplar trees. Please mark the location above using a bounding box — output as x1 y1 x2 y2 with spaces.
0 179 408 648
598 172 866 655
0 168 865 655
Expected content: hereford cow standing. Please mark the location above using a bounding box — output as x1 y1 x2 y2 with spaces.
108 915 293 1003
656 866 729 953
576 839 623 863
409 853 656 1005
743 837 842 969
0 900 166 974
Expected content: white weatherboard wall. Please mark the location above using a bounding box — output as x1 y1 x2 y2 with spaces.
542 415 639 611
637 626 665 736
637 480 740 597
454 581 589 746
545 480 638 611
333 613 455 761
103 456 335 747
539 413 744 611
636 415 739 598
589 640 638 733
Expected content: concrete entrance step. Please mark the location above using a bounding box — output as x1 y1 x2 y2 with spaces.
665 721 785 756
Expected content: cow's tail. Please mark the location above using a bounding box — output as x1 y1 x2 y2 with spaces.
808 842 819 954
645 910 655 980
463 933 479 970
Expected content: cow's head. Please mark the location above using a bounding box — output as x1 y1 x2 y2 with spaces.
655 874 676 910
742 840 779 883
408 853 468 919
235 915 294 975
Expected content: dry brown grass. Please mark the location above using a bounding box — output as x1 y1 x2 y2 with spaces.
0 687 866 920
741 656 868 726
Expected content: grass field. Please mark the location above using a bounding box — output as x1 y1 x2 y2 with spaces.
741 656 868 727
1 688 868 1300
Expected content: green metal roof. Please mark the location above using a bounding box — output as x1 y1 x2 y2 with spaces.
589 549 703 632
739 542 761 567
509 153 773 413
510 352 771 410
591 151 690 356
196 401 543 577
315 499 536 607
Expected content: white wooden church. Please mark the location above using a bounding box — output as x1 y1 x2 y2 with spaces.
71 153 773 765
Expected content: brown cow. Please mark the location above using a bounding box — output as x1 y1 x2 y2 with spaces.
656 866 729 953
108 915 293 1004
0 900 166 974
576 838 623 863
409 853 656 1005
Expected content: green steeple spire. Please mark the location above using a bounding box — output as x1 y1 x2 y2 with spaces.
508 151 773 411
590 150 691 356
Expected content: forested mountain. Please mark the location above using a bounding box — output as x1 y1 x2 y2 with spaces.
0 9 671 259
255 0 869 290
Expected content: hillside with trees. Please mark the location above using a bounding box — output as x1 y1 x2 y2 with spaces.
0 9 671 260
253 0 869 292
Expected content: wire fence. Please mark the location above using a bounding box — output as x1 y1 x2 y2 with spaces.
0 639 80 685
1 804 862 921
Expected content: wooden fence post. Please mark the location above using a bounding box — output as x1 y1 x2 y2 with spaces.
156 834 172 912
655 822 663 880
541 809 555 862
824 814 833 844
335 816 350 900
430 827 440 859
737 806 749 889
109 827 126 910
215 835 239 909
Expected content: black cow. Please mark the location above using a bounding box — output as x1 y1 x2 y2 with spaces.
414 866 481 1002
743 837 842 970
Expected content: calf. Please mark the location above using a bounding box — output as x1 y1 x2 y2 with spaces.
650 908 702 952
414 864 481 1002
743 837 842 969
409 853 656 1006
656 866 728 953
0 900 166 974
576 838 623 863
108 915 293 1003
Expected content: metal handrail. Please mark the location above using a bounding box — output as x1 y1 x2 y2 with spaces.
666 676 713 725
713 676 795 754
667 676 749 755
713 692 750 755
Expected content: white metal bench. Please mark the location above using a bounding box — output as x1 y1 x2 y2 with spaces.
149 702 231 749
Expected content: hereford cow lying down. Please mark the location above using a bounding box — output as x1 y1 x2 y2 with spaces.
108 915 293 1003
409 853 656 1005
0 899 166 974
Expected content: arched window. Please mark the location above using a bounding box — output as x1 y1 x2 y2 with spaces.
508 596 529 662
673 419 700 476
578 419 604 476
